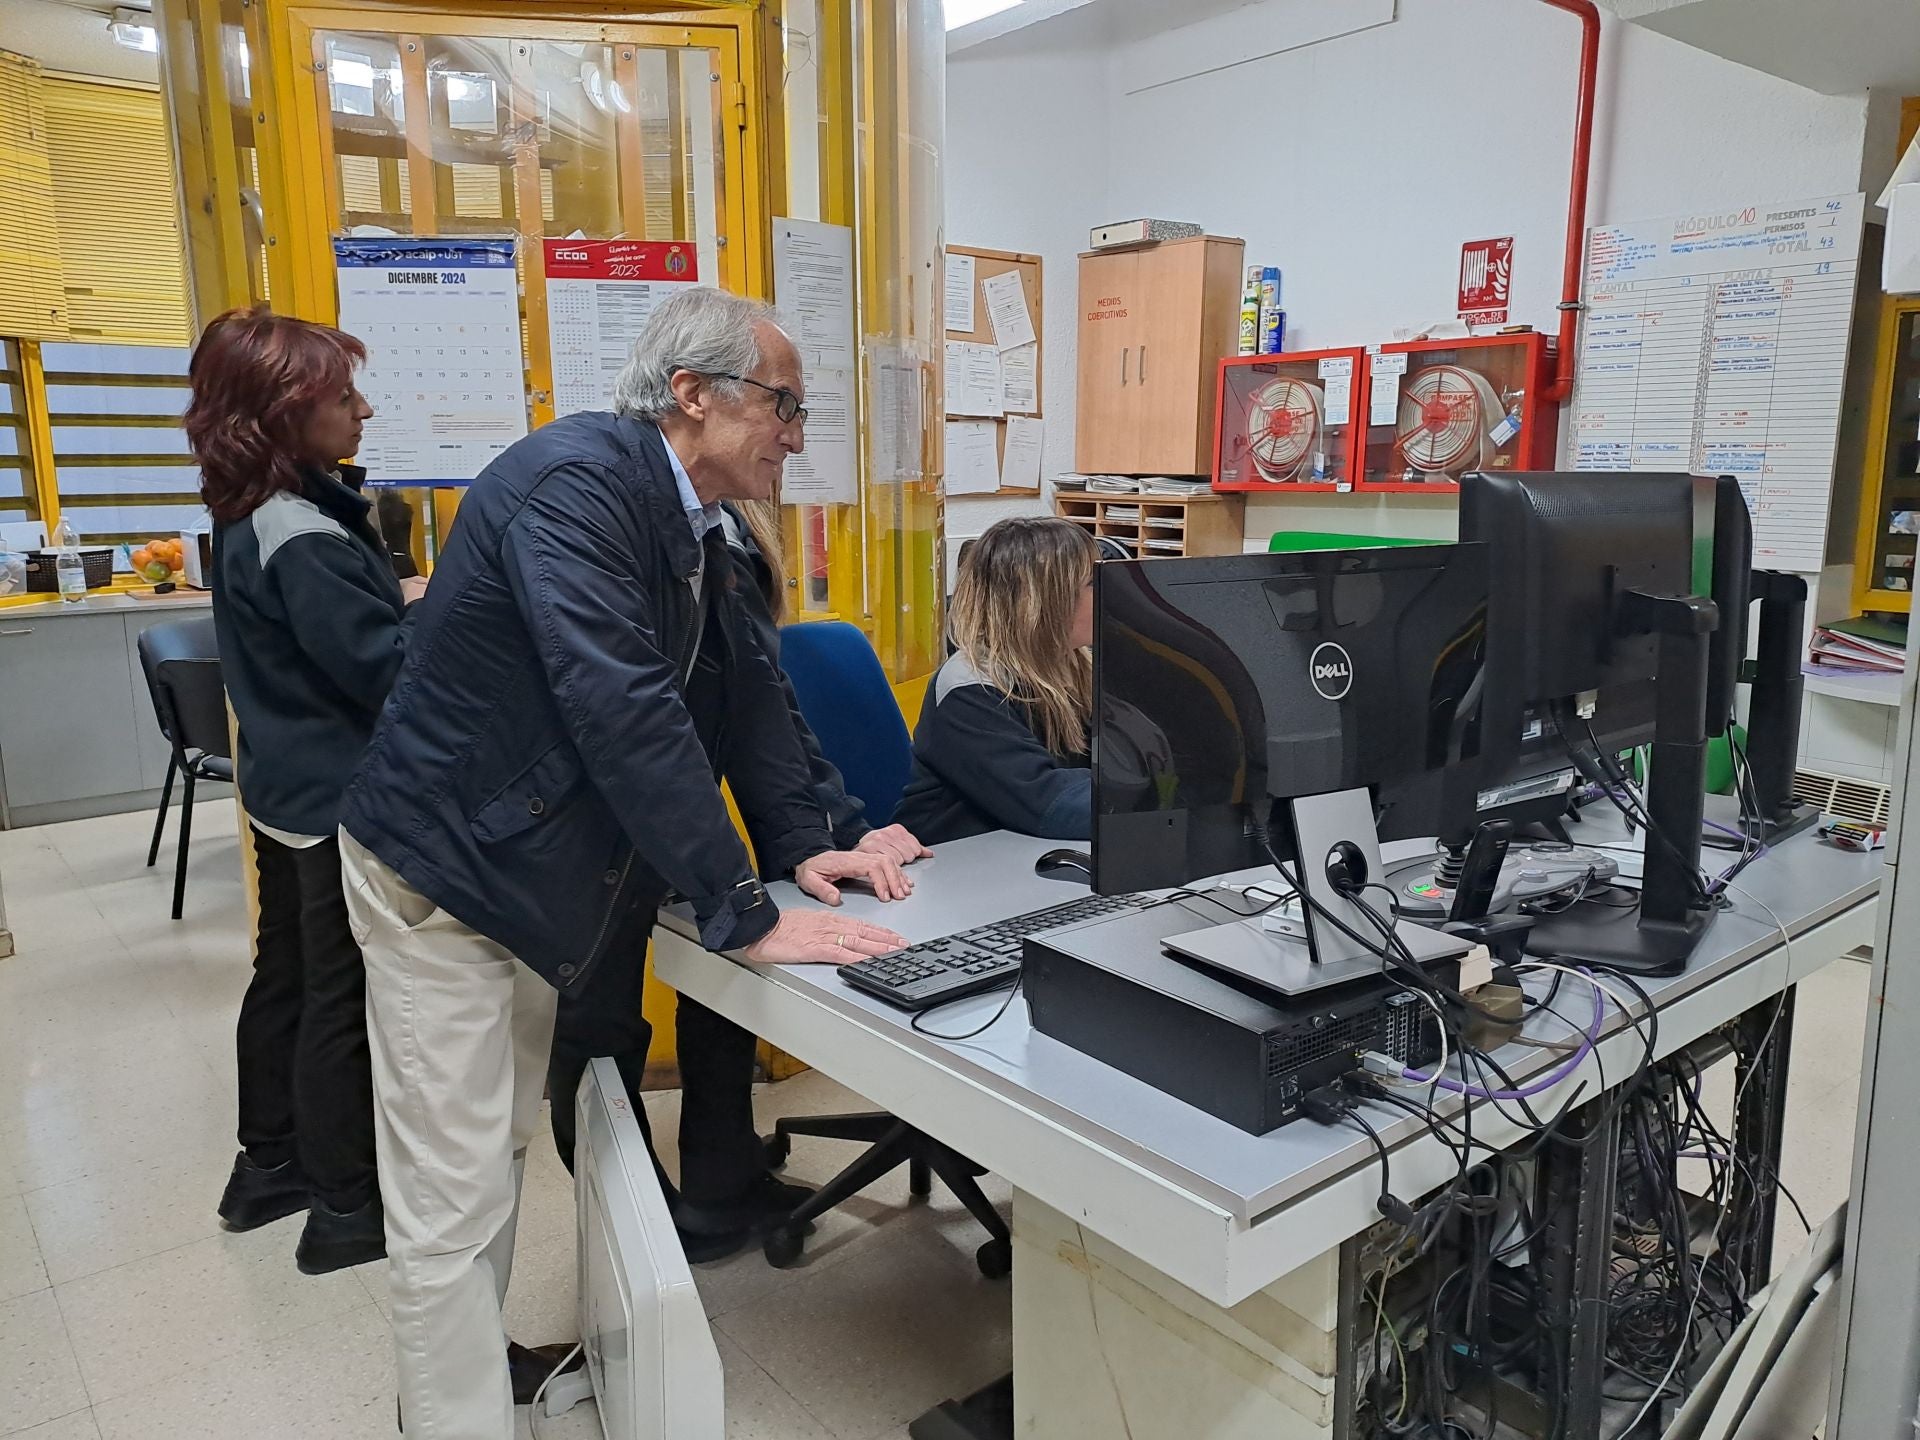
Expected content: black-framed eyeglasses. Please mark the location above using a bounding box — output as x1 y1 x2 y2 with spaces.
719 373 807 425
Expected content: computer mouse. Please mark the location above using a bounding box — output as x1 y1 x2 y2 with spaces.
1034 848 1094 881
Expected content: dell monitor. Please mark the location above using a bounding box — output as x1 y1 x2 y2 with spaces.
1091 543 1489 994
1460 471 1724 973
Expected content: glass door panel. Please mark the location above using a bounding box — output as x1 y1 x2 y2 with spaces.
308 22 733 435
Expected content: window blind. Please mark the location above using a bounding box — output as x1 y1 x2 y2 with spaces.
41 78 191 346
0 52 70 342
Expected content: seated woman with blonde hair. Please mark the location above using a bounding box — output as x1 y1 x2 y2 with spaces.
893 516 1098 845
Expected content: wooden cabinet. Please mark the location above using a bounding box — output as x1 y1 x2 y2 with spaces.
1076 235 1244 476
1076 247 1143 471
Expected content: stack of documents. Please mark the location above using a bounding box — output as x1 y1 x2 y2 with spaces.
1056 475 1211 497
1808 615 1908 674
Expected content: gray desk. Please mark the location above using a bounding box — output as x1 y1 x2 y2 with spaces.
0 591 219 827
653 823 1879 1438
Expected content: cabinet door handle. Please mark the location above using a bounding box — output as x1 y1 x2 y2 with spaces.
1120 347 1129 387
0 627 33 636
1138 344 1148 382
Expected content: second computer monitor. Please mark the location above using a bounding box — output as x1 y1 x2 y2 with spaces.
1091 544 1489 896
1458 472 1747 794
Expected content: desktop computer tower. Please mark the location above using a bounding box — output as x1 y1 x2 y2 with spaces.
1024 903 1449 1135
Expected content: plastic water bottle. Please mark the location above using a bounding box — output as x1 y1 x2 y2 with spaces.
51 517 86 603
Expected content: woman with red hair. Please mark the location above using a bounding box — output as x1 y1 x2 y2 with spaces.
184 305 421 1274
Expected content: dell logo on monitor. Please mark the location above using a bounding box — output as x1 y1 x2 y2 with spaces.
1310 642 1353 700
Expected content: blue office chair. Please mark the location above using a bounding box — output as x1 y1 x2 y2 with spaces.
762 621 1012 1278
775 621 914 823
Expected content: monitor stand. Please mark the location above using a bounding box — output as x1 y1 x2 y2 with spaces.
1522 589 1721 977
1160 788 1472 998
1739 570 1819 844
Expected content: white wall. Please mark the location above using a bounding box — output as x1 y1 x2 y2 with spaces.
947 0 1871 545
1104 0 1870 546
942 6 1109 560
946 0 1899 780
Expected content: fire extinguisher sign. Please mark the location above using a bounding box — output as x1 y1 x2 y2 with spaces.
1458 237 1513 326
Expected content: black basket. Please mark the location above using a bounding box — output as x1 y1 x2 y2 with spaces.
23 548 115 593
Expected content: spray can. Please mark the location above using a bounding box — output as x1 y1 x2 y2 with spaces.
1237 265 1262 356
1258 267 1284 354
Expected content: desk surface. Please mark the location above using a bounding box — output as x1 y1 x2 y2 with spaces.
661 813 1880 1230
659 815 1879 1305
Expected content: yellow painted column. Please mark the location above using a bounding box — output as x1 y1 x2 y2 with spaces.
16 341 60 533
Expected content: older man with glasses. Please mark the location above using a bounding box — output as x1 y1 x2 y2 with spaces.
338 288 910 1440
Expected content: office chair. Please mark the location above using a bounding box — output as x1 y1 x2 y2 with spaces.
137 617 234 919
776 621 916 824
762 621 1013 1278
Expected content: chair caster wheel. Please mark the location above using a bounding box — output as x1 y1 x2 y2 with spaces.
763 1132 792 1168
976 1238 1012 1279
764 1226 805 1268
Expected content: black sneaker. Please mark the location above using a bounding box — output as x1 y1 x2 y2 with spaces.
217 1152 308 1232
397 1342 584 1429
296 1196 386 1275
508 1341 586 1405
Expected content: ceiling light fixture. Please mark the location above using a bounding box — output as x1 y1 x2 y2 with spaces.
108 7 158 53
945 0 1025 31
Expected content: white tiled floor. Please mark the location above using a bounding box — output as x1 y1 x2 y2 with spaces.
0 803 1875 1437
0 803 1013 1439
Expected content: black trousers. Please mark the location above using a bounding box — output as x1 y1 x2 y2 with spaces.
546 901 764 1208
236 829 378 1212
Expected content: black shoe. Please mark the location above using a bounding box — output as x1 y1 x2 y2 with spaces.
676 1223 754 1264
673 1174 814 1236
296 1196 386 1275
508 1340 586 1405
674 1175 815 1263
217 1151 308 1232
396 1343 584 1428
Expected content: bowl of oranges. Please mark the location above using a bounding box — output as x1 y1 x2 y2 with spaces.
130 537 185 583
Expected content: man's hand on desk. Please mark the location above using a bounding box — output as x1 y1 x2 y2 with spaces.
743 910 907 965
854 824 933 867
795 848 916 904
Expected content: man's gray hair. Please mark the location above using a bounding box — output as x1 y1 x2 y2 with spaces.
612 287 786 421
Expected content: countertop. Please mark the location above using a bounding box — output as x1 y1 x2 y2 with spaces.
0 590 213 621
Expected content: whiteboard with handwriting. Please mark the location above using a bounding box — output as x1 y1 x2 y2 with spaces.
1571 192 1865 571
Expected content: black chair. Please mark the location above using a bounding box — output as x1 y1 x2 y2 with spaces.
137 617 234 919
760 622 1012 1279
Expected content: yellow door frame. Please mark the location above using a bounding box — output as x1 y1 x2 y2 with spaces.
1854 294 1920 616
266 5 767 319
180 0 778 1079
251 2 766 545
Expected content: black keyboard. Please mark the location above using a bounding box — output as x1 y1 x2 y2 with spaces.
841 893 1156 1011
